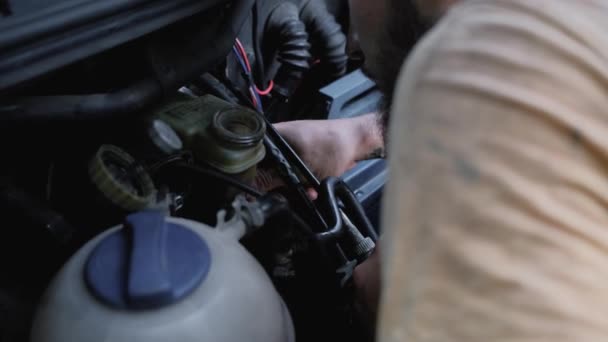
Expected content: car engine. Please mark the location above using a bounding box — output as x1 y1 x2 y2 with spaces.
0 0 386 341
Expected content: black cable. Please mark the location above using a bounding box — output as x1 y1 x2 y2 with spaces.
200 70 257 109
174 162 263 198
195 73 241 105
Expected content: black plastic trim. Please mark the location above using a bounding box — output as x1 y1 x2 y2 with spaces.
0 0 225 91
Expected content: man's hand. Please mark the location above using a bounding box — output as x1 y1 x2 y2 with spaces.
254 113 384 197
274 113 385 180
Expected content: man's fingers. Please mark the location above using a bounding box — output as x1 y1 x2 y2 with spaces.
307 188 318 201
255 168 319 202
254 168 285 192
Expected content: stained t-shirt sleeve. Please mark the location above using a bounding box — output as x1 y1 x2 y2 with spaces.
378 1 608 341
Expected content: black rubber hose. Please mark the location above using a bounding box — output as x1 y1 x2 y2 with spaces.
0 79 161 122
195 72 258 109
0 0 255 121
314 177 378 243
195 73 242 105
336 180 379 242
299 0 347 78
265 2 311 98
314 177 345 242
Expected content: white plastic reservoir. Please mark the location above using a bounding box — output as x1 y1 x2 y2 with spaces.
31 211 295 342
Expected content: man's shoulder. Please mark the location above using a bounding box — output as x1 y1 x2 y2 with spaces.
393 0 608 110
425 0 608 62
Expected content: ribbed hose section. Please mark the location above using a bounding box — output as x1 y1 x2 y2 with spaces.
300 0 347 78
277 19 311 71
266 2 311 97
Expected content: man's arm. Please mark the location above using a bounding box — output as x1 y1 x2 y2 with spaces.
356 113 386 161
273 112 385 180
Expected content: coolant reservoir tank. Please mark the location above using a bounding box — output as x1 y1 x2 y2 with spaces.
31 211 294 342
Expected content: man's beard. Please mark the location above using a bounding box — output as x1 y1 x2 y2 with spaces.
361 0 430 140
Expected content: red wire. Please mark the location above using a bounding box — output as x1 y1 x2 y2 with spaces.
235 38 251 72
255 80 274 96
236 38 274 96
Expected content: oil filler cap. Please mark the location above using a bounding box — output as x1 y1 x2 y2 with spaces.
85 211 211 310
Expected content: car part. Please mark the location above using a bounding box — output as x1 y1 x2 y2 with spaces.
0 80 163 122
299 0 348 79
88 145 158 212
320 69 382 120
206 107 266 174
0 0 228 92
139 119 184 159
32 206 295 342
0 0 255 120
342 159 386 230
156 95 266 180
264 1 311 98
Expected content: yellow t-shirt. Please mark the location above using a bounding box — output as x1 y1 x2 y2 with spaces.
379 0 608 341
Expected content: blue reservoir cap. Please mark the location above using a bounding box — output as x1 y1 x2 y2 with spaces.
85 211 211 310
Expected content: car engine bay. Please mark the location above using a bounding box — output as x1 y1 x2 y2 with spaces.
0 0 386 341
